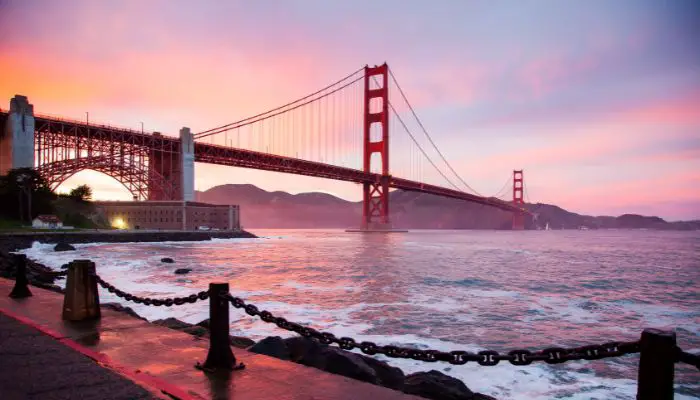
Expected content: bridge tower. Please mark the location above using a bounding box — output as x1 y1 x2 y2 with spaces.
362 64 391 230
512 169 525 230
0 95 35 175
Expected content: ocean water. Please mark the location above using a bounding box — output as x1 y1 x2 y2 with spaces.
21 229 700 399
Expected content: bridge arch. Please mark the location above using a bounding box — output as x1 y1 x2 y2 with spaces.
36 156 167 200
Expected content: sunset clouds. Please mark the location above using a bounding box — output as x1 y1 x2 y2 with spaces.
1 0 698 219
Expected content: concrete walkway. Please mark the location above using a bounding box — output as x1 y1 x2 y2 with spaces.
0 278 422 400
0 313 160 400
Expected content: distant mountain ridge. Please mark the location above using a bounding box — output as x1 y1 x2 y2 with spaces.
196 184 699 230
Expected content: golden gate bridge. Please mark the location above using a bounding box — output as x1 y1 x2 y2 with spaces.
0 63 532 230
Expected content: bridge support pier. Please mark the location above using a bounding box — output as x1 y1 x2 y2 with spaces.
362 177 391 230
148 132 180 201
180 127 194 201
0 95 35 175
146 127 193 201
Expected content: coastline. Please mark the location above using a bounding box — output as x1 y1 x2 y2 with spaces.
0 229 257 251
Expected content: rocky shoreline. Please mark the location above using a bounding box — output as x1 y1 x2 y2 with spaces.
0 230 257 252
0 233 496 400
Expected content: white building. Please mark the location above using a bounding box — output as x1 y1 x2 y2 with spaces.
32 215 63 229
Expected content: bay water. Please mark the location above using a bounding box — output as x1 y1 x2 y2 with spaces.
22 229 700 399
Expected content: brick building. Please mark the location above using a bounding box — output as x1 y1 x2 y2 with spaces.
95 201 240 231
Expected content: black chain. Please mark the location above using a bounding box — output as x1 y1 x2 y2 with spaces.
676 348 700 370
95 275 208 306
26 265 68 277
223 293 640 366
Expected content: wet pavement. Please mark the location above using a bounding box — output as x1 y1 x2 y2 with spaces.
0 313 160 400
0 278 422 400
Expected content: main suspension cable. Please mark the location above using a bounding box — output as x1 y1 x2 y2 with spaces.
195 66 365 138
491 175 513 199
388 68 483 196
389 103 462 191
197 75 364 140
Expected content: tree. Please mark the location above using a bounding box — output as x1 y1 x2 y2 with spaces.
0 168 55 222
69 184 93 202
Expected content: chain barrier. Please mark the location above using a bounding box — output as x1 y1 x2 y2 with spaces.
677 348 700 370
95 275 208 306
222 293 640 366
33 266 700 371
25 264 68 278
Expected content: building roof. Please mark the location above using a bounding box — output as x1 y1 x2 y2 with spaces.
94 201 236 208
34 215 62 223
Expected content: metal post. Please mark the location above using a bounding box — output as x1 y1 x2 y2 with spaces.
62 260 101 321
199 282 244 371
637 328 676 400
17 190 23 224
9 254 32 298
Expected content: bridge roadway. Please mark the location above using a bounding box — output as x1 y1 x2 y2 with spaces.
1 111 524 214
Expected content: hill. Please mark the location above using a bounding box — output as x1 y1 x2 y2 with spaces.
196 184 699 230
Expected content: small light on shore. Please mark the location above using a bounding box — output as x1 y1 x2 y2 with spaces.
112 217 126 229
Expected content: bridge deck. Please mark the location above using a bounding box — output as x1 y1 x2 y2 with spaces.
2 111 526 214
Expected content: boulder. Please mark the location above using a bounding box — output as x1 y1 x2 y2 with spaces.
194 319 254 348
359 353 405 390
152 317 192 330
182 326 208 337
174 268 191 274
230 336 256 349
284 336 326 363
403 370 484 400
248 336 291 360
54 242 75 252
473 394 498 400
320 347 379 385
269 336 404 391
161 257 174 263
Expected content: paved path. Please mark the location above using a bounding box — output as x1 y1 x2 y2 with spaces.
0 312 160 400
0 278 421 400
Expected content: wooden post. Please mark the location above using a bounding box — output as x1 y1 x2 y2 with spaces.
62 260 101 321
9 254 32 298
637 328 676 400
200 282 243 371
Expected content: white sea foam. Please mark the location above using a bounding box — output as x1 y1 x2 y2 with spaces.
279 280 360 293
523 296 601 324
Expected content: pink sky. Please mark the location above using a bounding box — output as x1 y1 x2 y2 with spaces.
1 1 698 220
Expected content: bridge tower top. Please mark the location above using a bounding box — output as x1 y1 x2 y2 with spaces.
513 170 524 205
512 170 525 230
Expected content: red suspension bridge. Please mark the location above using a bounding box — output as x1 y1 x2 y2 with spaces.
0 63 532 230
